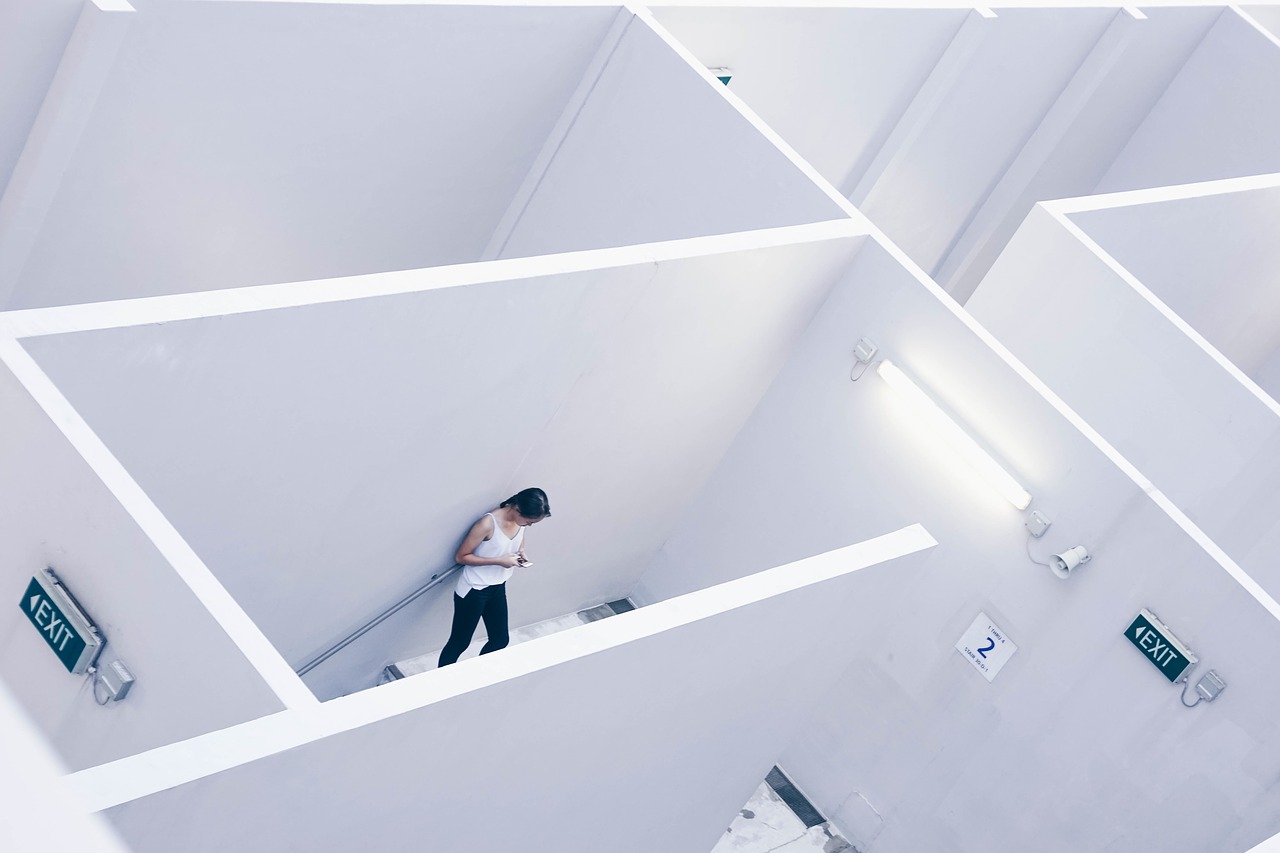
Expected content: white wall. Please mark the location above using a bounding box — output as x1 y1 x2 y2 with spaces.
493 15 847 260
20 235 863 700
858 7 1114 275
652 7 968 197
652 5 1221 302
0 358 284 771
968 204 1280 634
1099 9 1280 193
936 6 1219 301
0 0 82 196
0 679 131 853
637 239 1137 601
635 239 1280 852
99 532 937 853
793 495 1280 853
1069 184 1280 391
1243 5 1280 40
1 1 618 309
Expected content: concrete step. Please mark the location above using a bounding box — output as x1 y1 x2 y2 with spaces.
380 598 635 682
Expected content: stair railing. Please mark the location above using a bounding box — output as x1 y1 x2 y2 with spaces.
295 564 461 677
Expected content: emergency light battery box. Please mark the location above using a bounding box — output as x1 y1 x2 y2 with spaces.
1196 670 1227 702
102 660 135 701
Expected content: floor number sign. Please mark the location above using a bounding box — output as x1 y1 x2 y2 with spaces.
956 612 1017 682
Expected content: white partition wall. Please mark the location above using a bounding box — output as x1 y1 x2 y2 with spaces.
0 2 847 311
5 3 1280 852
654 5 1280 302
0 680 131 853
650 6 971 194
968 188 1280 610
0 2 622 309
786 497 1280 853
0 357 286 770
637 237 1139 595
1067 180 1280 397
637 237 1280 853
1245 5 1280 39
9 226 864 700
491 14 846 259
0 0 83 194
1097 9 1280 192
83 529 937 853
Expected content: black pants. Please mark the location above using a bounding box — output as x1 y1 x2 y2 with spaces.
437 583 509 668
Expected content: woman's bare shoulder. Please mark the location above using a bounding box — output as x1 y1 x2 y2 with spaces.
470 512 497 539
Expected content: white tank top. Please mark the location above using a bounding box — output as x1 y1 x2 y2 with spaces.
456 512 525 596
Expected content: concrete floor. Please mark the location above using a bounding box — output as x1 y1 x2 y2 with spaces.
713 782 854 853
387 603 626 678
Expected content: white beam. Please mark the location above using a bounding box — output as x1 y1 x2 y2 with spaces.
66 525 937 812
0 219 865 340
844 7 993 207
0 0 134 309
481 7 634 260
632 2 869 225
933 7 1142 299
0 338 320 710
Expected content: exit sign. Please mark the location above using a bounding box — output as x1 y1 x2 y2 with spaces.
1125 609 1197 683
19 570 102 674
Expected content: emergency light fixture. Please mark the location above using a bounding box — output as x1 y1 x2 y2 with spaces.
876 359 1032 511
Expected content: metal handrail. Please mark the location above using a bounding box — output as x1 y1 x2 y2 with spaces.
295 564 462 677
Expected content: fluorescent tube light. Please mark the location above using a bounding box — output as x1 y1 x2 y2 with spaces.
877 360 1032 510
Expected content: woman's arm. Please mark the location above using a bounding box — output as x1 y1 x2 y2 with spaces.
455 516 520 568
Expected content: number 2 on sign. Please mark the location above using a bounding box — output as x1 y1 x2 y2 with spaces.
977 637 996 659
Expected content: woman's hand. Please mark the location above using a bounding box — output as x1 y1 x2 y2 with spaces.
495 554 522 569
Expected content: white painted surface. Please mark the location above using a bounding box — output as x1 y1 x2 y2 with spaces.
19 235 862 700
0 679 131 853
653 5 1222 302
859 7 1113 276
0 220 858 340
0 358 285 771
1250 828 1280 853
636 238 1280 852
932 6 1222 301
1099 8 1280 192
1068 182 1280 393
637 238 1140 602
0 0 135 310
70 525 934 811
2 4 1278 851
96 530 937 853
797 496 1280 853
0 0 84 197
650 6 969 199
495 14 846 259
2 1 618 308
1243 4 1280 39
969 204 1280 610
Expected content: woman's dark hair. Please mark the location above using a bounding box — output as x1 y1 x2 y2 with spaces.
501 487 551 519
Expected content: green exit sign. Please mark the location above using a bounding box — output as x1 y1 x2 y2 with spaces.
1125 609 1197 683
20 570 102 674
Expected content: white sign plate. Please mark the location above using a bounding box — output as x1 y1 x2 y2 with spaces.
955 612 1017 682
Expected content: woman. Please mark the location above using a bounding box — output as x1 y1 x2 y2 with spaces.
437 487 551 668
